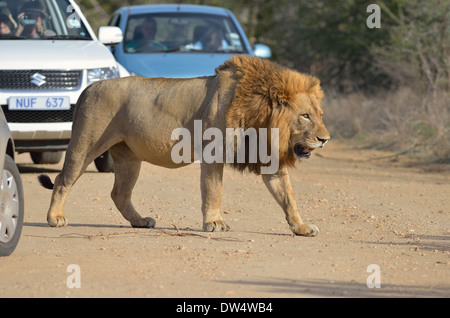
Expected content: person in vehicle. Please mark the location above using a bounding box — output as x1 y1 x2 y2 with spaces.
0 9 16 35
192 27 228 52
126 17 167 52
202 28 226 52
0 14 13 35
14 0 49 38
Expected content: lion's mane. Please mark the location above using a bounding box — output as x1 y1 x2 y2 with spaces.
216 55 323 174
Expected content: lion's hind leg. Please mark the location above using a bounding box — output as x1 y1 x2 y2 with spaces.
45 138 119 227
109 143 155 228
46 149 94 227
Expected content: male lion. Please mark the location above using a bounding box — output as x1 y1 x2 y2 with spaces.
39 55 330 236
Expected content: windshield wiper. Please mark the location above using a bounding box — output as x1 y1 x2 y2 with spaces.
0 35 22 39
134 46 247 54
225 49 246 54
46 35 91 40
155 47 183 53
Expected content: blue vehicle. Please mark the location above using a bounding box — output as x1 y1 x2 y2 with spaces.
108 4 271 78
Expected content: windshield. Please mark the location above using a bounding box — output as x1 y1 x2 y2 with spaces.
123 12 247 54
0 0 91 40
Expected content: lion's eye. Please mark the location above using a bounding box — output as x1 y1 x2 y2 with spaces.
302 114 310 120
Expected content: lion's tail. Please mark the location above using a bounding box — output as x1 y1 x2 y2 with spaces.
38 174 54 190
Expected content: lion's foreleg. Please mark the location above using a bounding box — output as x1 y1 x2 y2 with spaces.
261 166 319 236
200 162 229 232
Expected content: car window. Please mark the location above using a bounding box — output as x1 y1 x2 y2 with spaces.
123 12 247 54
108 13 121 28
0 0 91 40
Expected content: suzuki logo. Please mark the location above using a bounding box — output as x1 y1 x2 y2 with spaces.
31 72 46 87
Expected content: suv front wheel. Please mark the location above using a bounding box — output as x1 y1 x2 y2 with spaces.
30 151 63 164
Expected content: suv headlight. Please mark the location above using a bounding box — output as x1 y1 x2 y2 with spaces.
86 66 120 86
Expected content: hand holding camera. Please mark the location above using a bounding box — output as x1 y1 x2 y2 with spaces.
15 10 45 37
19 14 38 26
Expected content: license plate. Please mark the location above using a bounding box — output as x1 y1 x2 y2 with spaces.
8 96 70 110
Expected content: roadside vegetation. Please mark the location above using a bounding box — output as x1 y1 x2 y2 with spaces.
81 0 449 163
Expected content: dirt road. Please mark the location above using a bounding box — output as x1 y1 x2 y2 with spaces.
0 141 448 298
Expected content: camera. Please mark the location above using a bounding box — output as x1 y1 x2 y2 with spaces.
19 15 37 26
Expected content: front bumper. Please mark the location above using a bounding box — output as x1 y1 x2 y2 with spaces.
8 122 71 152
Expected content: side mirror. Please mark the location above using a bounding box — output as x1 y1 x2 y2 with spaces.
253 44 272 59
98 26 123 46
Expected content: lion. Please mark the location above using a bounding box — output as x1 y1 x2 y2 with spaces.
38 55 330 236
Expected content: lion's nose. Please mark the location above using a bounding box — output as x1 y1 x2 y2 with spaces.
317 136 330 145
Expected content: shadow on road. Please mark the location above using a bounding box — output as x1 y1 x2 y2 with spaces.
220 277 449 297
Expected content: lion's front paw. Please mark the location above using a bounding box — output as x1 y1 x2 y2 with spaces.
131 217 156 228
48 215 68 227
292 224 319 237
203 220 230 232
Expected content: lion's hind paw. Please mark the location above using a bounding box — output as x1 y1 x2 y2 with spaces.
48 215 68 227
292 224 319 237
203 220 230 232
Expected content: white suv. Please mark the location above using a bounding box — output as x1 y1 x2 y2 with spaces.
0 0 127 171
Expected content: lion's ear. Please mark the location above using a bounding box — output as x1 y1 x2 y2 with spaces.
269 87 288 108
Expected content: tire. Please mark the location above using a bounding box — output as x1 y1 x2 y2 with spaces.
30 151 63 164
94 151 114 172
0 155 24 257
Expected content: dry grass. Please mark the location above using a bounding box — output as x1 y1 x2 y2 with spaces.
323 87 450 163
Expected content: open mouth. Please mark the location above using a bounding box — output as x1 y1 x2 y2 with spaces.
294 144 313 158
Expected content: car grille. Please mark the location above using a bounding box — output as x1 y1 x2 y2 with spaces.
1 104 75 123
0 70 82 90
